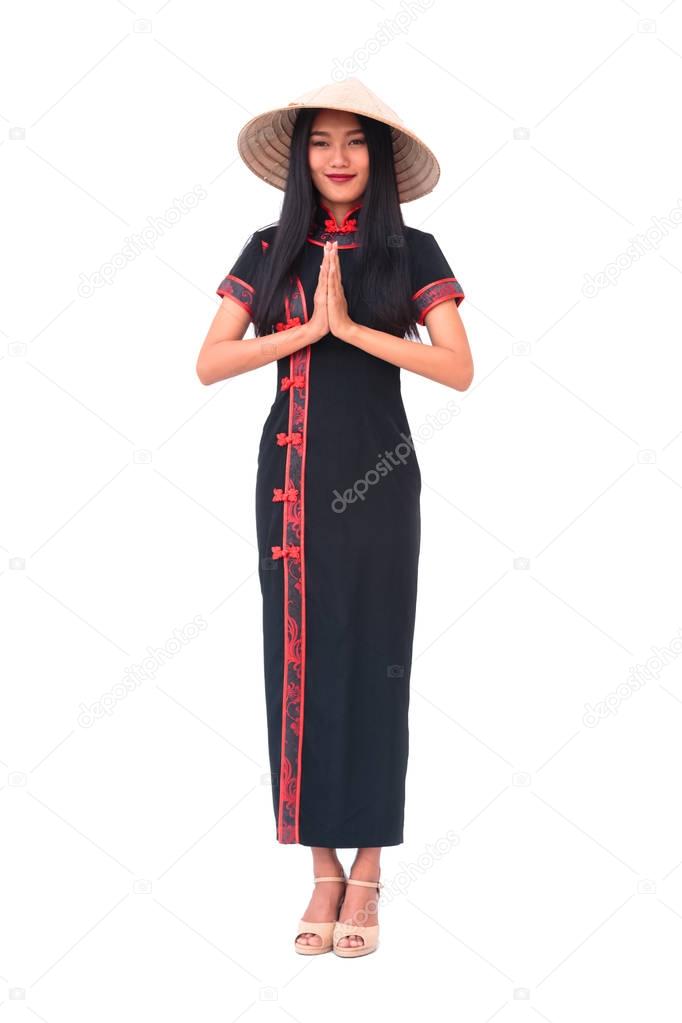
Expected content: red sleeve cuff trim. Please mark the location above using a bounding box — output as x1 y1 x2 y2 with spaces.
412 277 464 324
216 274 255 311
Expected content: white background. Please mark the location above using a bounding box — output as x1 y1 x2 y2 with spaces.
2 0 682 1017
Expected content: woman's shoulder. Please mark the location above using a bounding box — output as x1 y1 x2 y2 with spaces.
253 223 277 251
237 223 276 256
403 224 437 246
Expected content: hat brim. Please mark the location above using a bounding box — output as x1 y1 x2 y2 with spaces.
237 103 440 204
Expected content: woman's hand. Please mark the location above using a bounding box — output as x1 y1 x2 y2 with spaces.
327 240 356 340
304 242 332 343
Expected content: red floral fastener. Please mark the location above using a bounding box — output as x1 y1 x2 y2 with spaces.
324 217 357 234
271 544 301 560
280 374 305 392
276 431 303 447
275 316 302 332
272 486 298 503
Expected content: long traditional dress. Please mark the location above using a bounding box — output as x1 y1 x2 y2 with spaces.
216 199 464 847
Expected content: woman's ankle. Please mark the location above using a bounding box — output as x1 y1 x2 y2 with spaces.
311 847 344 876
350 847 381 873
349 859 381 881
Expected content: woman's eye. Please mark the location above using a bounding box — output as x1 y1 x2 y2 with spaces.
311 139 365 147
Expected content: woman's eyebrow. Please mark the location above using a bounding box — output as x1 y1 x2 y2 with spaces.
309 128 365 137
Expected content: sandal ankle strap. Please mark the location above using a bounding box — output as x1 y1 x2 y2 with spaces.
346 878 382 889
314 874 347 883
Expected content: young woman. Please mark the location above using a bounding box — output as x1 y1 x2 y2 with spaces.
196 78 473 958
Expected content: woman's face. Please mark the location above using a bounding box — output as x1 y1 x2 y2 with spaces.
308 108 369 206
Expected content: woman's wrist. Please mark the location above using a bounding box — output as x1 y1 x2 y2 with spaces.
301 321 326 344
336 320 359 344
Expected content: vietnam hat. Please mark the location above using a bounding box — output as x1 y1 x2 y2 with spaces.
236 77 440 204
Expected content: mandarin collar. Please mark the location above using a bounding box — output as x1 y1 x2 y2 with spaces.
308 198 363 248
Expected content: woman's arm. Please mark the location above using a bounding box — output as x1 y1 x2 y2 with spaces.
196 297 317 386
326 238 473 391
342 301 473 391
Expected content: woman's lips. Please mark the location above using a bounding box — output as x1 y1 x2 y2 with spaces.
326 175 355 182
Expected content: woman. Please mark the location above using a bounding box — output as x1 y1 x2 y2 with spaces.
196 78 473 958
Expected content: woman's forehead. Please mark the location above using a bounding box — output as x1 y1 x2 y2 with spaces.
310 109 363 131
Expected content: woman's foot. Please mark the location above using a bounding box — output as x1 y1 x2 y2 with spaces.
335 870 381 949
295 873 346 947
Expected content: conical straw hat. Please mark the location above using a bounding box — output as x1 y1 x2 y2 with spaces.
237 77 440 204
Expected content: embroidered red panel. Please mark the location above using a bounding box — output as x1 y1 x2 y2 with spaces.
270 277 310 844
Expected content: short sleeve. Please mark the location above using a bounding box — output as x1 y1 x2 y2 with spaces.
216 231 263 316
409 232 465 325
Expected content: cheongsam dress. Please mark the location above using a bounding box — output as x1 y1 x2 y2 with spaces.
216 198 464 847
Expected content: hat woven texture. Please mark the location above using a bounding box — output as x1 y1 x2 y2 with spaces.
237 77 440 204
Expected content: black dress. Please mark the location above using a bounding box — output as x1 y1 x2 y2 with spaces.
216 199 464 847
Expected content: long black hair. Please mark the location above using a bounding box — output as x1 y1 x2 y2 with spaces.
250 108 421 341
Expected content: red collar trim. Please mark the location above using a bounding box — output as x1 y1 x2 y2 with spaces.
308 200 363 248
318 200 363 232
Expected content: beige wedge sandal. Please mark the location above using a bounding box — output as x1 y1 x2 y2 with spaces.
332 878 383 958
294 874 348 955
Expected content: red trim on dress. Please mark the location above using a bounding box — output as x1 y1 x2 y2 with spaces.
272 275 310 844
319 201 363 231
280 374 305 391
218 274 254 294
307 236 359 249
412 277 465 324
276 431 303 448
216 274 255 312
307 201 363 249
272 485 298 502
